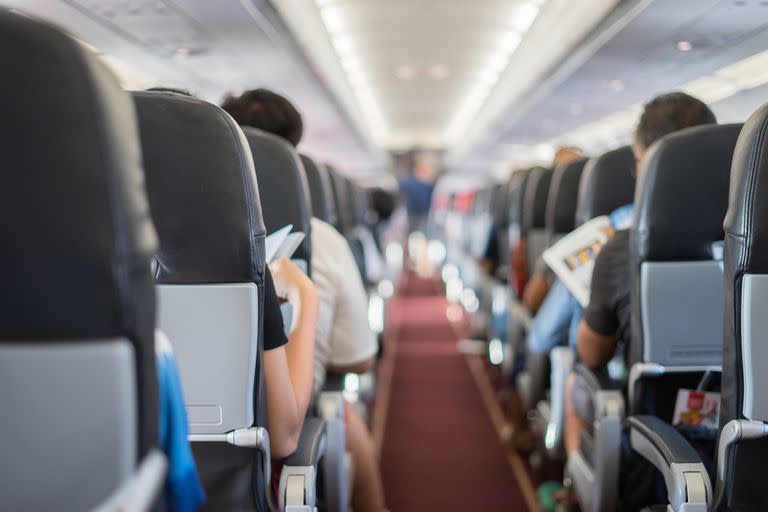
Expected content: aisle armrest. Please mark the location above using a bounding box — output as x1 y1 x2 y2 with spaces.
628 415 711 512
280 418 327 511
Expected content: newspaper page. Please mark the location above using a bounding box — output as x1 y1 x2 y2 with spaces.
265 225 306 263
672 389 720 429
542 216 614 307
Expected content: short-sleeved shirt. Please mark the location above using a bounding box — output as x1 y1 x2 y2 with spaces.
310 218 378 392
582 229 631 346
263 266 289 351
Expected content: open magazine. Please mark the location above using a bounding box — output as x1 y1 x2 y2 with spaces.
265 224 306 263
542 216 614 307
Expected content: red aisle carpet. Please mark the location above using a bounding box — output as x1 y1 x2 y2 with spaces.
379 272 530 511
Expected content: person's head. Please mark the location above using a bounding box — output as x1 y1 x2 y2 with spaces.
632 92 716 170
412 151 440 182
221 88 303 146
369 188 397 222
552 146 583 166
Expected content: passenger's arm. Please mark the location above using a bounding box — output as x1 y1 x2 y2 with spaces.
522 270 550 313
576 320 618 369
264 259 318 458
576 237 623 370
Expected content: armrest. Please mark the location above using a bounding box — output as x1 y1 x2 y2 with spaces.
92 450 168 512
317 389 345 422
284 417 327 468
279 418 327 511
628 415 711 512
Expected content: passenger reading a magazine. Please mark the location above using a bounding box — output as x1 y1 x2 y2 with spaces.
564 91 718 457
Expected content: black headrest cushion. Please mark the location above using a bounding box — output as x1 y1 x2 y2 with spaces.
133 91 266 284
329 167 352 232
632 123 742 262
242 127 312 267
301 154 337 226
522 167 553 231
575 146 636 226
507 169 531 230
546 158 588 234
725 103 768 275
0 11 157 339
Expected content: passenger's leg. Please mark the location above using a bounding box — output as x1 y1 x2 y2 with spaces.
564 372 586 456
345 401 387 512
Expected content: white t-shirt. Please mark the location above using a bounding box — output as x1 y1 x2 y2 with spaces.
310 217 378 392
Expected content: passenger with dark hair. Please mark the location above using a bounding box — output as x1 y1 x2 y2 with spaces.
563 91 717 482
223 89 387 512
221 88 304 146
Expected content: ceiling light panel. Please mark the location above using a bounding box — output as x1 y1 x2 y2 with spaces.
314 0 548 149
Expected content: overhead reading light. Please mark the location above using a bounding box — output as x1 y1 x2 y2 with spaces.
446 1 543 144
316 1 388 142
610 79 625 92
429 63 450 80
395 64 416 81
677 40 693 52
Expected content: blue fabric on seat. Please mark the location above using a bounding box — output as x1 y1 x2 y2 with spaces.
156 331 206 512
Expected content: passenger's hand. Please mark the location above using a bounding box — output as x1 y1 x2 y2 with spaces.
269 258 316 305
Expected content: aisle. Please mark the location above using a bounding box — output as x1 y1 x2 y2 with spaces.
377 272 533 511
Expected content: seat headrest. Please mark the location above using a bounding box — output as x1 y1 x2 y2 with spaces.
329 168 352 233
546 158 588 234
507 169 531 230
242 128 313 267
348 180 369 226
632 123 742 262
301 154 338 226
0 10 157 339
725 103 768 275
133 91 266 284
575 146 636 226
522 167 553 232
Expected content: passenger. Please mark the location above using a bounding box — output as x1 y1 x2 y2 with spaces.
398 152 437 234
521 147 582 313
223 89 387 512
561 92 717 506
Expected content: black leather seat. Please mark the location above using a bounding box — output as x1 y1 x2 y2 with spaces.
133 90 274 511
0 10 164 510
521 166 554 269
546 158 588 239
569 124 742 512
575 146 636 226
244 128 313 275
716 102 768 511
302 154 338 226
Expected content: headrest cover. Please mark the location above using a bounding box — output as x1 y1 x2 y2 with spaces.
632 123 742 262
507 169 531 229
301 154 337 226
575 146 636 226
242 127 313 267
522 167 553 231
725 103 768 274
0 11 157 338
133 92 266 284
546 158 588 234
329 168 352 233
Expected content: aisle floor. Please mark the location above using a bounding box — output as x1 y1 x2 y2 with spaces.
378 273 533 511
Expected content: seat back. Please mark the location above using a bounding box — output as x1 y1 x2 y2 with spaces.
575 146 636 226
507 169 532 295
522 167 553 266
244 128 313 274
0 11 158 510
546 158 588 239
629 124 742 369
133 91 268 510
302 155 338 226
721 103 768 510
328 166 353 233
